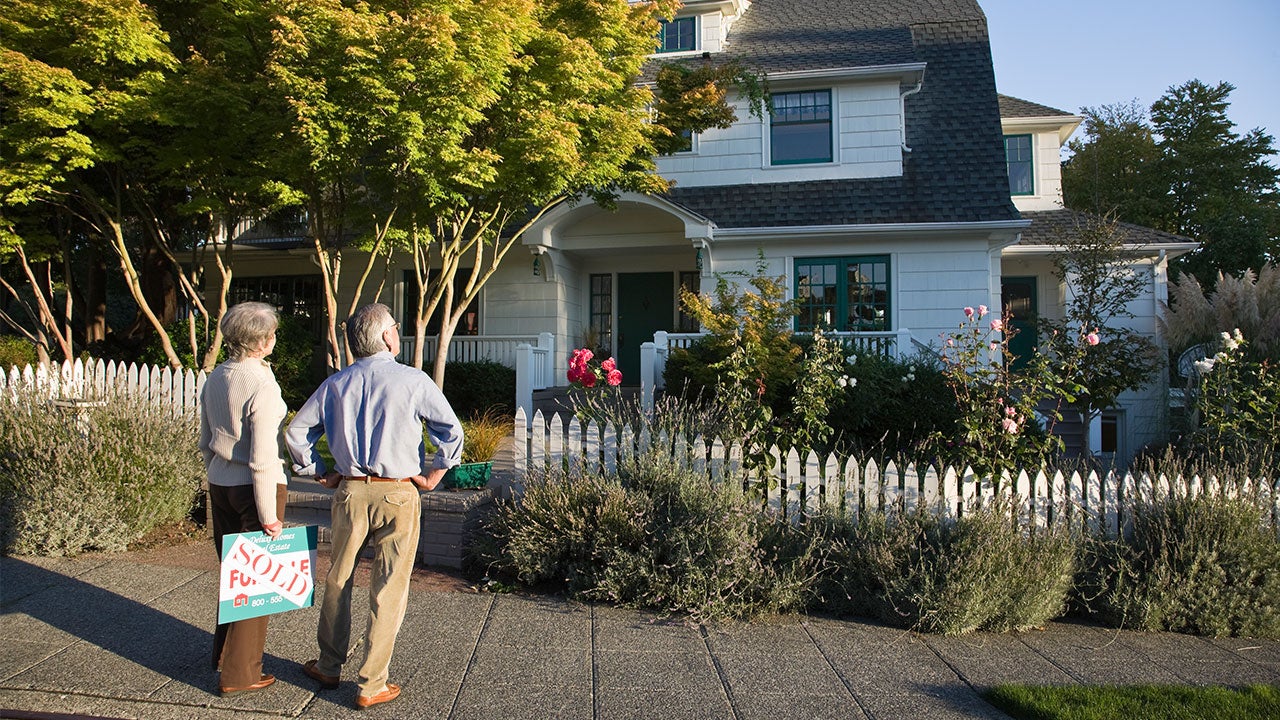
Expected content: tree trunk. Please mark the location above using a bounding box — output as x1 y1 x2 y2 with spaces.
83 243 108 345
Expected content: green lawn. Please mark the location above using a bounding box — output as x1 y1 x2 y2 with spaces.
984 684 1280 720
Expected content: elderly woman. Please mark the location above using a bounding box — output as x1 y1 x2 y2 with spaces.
199 302 289 697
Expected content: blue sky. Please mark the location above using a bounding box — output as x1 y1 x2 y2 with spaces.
981 0 1279 144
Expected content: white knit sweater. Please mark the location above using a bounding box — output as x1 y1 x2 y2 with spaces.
199 358 289 526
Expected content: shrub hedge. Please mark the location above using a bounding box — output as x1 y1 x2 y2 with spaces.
441 360 516 418
815 503 1078 634
1077 495 1280 638
476 451 822 622
0 395 203 556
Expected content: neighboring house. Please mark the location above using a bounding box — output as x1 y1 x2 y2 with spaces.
215 0 1196 465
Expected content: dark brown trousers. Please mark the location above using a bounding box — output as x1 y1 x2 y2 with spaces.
209 483 288 689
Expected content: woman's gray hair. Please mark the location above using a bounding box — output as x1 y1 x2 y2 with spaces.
221 302 279 360
347 303 395 358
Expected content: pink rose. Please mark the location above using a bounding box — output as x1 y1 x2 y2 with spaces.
963 306 974 318
606 369 622 386
978 305 988 317
580 371 597 388
990 318 1004 332
600 357 616 372
1001 418 1019 434
1085 332 1100 346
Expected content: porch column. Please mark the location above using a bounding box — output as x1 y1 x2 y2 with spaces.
538 332 556 389
640 341 657 412
515 342 534 426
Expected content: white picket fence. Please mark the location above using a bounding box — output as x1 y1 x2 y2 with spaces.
514 408 1280 537
1 359 206 417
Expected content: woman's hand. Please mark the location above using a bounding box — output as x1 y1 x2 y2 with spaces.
262 520 283 538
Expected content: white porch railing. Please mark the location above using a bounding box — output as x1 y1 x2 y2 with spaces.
399 332 554 381
641 328 913 410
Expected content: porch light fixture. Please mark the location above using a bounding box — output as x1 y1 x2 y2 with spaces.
695 247 703 271
533 254 542 277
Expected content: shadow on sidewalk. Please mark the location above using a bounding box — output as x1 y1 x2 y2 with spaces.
0 557 291 696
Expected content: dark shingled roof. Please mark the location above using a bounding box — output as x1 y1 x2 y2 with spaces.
663 0 1018 228
1019 209 1197 246
998 94 1075 119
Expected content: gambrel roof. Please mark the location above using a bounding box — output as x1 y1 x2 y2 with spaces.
661 0 1018 228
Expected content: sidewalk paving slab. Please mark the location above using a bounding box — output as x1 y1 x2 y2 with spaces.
3 549 1280 720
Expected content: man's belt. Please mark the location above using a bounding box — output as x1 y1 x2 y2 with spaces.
341 475 408 483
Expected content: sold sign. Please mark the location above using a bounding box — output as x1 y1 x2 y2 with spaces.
218 526 317 624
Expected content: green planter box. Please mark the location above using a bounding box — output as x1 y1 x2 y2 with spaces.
444 461 492 490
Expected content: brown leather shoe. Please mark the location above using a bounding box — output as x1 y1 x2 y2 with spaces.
355 683 400 709
303 659 340 689
220 673 276 697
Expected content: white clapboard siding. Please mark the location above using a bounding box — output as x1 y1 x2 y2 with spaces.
511 409 1279 537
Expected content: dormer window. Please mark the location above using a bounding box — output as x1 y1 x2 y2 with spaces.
658 17 696 53
1005 134 1034 195
770 90 833 165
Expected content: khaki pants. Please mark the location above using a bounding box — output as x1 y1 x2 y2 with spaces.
314 479 420 698
210 483 288 689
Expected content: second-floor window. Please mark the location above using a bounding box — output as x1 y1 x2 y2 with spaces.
771 90 833 165
1005 134 1034 195
658 17 696 53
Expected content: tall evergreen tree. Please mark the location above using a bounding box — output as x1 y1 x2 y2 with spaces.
1063 80 1280 288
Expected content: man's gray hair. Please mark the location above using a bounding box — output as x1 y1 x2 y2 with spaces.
347 303 395 358
221 302 279 360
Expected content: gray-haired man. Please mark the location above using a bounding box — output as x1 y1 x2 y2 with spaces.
285 303 463 709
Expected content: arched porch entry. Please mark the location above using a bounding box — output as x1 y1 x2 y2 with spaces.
523 193 716 385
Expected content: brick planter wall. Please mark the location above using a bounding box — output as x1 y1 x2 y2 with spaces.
419 487 497 570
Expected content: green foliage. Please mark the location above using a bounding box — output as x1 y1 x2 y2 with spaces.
440 360 515 419
0 394 203 556
924 307 1074 476
1040 215 1161 420
986 684 1280 720
1064 81 1280 287
0 334 38 368
1190 332 1280 466
478 450 823 622
1078 495 1280 638
826 352 958 460
815 503 1079 635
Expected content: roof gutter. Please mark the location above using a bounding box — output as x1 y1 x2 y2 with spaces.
713 219 1030 241
1003 242 1200 259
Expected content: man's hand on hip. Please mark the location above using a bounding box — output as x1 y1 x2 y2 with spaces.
409 468 447 491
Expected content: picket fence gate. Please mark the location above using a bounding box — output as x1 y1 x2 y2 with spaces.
1 359 206 417
515 408 1280 538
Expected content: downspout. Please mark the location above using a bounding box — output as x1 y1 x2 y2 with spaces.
899 77 924 153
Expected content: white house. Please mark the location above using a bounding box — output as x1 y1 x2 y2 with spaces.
216 0 1196 465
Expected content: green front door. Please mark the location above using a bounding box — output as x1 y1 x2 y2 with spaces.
1001 276 1038 370
616 272 674 385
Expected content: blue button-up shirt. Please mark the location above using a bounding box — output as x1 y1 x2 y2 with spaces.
285 352 464 478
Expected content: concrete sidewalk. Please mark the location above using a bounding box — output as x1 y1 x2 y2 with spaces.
2 551 1278 720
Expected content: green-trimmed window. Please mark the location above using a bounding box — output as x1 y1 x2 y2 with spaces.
590 273 613 350
795 256 890 331
1005 134 1034 195
657 17 696 53
771 90 833 165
